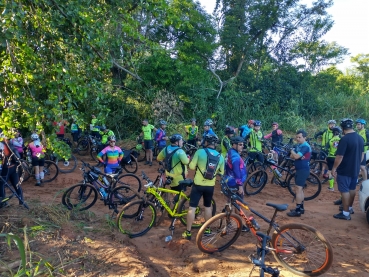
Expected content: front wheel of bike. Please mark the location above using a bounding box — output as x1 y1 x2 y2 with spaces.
77 139 90 156
62 183 98 211
56 154 78 173
244 170 268 196
196 212 243 254
271 223 333 276
42 160 59 183
287 172 321 201
178 197 216 229
107 185 139 212
116 200 156 238
116 173 142 194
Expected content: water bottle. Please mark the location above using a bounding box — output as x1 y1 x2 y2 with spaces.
99 187 107 199
102 176 110 186
27 151 32 163
249 216 260 231
164 235 172 242
273 168 282 178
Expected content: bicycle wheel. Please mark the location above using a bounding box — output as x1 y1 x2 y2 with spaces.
149 192 171 227
108 185 138 211
247 161 264 174
90 146 99 164
42 160 59 183
116 200 156 238
62 183 98 211
178 197 216 229
116 173 142 193
56 155 78 173
77 139 90 156
309 160 328 183
130 147 146 162
122 154 138 174
196 212 243 254
244 170 268 196
271 223 333 276
287 172 321 201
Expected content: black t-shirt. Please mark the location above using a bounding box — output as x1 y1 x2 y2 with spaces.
336 132 364 177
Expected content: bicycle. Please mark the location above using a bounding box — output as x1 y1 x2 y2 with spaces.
183 141 198 158
116 173 216 239
61 161 140 215
130 137 146 162
76 134 99 156
18 157 59 184
0 175 29 210
244 153 321 201
196 177 333 276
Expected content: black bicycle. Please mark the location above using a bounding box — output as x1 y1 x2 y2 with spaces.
0 173 29 210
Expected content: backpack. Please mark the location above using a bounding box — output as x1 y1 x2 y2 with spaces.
201 148 221 180
164 147 182 172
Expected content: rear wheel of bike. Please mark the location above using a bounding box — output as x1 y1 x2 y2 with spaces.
108 185 138 211
42 160 59 183
244 170 268 196
196 212 243 254
149 192 171 227
122 154 138 174
90 146 99 164
130 147 146 162
247 161 264 174
287 172 321 201
77 139 90 156
116 173 142 194
178 197 216 229
271 223 333 276
116 200 156 238
309 160 328 183
62 183 98 211
56 154 78 173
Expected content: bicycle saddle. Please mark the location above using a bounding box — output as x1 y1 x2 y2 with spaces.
178 179 193 187
266 202 288 211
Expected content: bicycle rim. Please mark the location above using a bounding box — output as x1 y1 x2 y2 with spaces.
122 154 138 174
109 185 138 207
178 198 216 229
116 200 156 238
271 223 333 276
196 213 242 254
42 161 59 183
57 155 78 173
116 173 142 193
287 172 321 201
244 170 268 195
62 183 97 211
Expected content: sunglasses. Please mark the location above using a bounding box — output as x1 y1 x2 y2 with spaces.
237 143 244 146
109 141 116 143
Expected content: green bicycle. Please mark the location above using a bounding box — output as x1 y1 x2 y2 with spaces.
116 171 216 239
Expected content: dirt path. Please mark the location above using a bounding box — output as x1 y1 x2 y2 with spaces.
1 155 369 276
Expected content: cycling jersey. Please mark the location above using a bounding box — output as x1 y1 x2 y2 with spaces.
294 142 311 170
97 145 123 173
142 124 155 140
91 118 99 132
225 148 247 187
264 129 283 145
189 148 225 186
358 129 368 152
328 135 340 157
10 137 23 154
28 141 45 158
100 130 114 144
248 129 263 152
239 125 252 138
71 123 78 132
221 136 231 158
155 128 167 148
184 125 198 140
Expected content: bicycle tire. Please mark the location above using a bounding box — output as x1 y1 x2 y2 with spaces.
247 161 264 174
56 154 78 173
42 160 59 183
149 192 171 227
122 153 138 174
77 139 90 156
116 199 156 238
130 147 146 162
244 170 268 196
108 185 138 210
116 173 142 194
271 223 333 276
309 160 328 183
287 172 321 201
90 146 99 164
177 197 216 229
196 212 243 254
62 183 98 211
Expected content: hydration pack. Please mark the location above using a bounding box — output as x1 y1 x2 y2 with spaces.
201 148 221 180
164 147 181 172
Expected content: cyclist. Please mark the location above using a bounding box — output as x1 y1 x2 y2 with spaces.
157 134 189 199
96 136 123 174
140 119 157 166
356 118 368 181
199 119 217 147
287 129 311 217
0 128 24 208
154 120 168 154
70 118 80 147
326 127 342 191
99 125 115 147
182 134 225 240
183 118 198 146
221 126 235 158
90 114 100 139
245 120 264 163
264 122 283 147
28 133 46 186
9 129 24 159
239 120 254 139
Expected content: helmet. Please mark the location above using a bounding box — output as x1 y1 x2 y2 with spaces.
100 125 107 131
190 118 196 122
136 144 143 150
170 134 183 143
204 119 213 126
254 120 261 126
272 122 279 127
204 134 218 144
356 118 366 125
31 134 39 141
340 118 354 129
159 120 167 125
230 136 244 145
225 126 235 135
248 120 255 125
331 127 342 134
108 135 116 142
327 120 336 125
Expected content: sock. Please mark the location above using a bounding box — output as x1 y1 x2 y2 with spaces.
328 179 334 188
40 171 44 180
300 201 304 210
296 203 302 211
349 207 353 212
342 211 350 216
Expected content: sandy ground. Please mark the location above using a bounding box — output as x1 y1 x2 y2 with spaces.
1 153 369 277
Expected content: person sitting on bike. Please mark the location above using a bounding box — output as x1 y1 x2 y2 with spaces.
221 126 235 158
356 118 369 182
326 127 342 191
10 129 24 159
154 120 168 154
245 120 264 164
99 125 114 149
264 122 283 148
97 136 123 174
183 118 198 146
157 134 189 197
0 128 24 208
140 119 157 166
287 129 312 217
28 133 46 186
183 134 225 240
239 120 254 139
199 119 217 147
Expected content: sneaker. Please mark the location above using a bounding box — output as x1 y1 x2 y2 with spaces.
333 198 342 205
182 230 191 240
35 181 41 186
333 212 351 220
287 209 301 217
242 225 250 232
327 187 334 192
144 161 150 165
149 162 153 166
204 227 212 236
290 207 304 214
338 205 354 214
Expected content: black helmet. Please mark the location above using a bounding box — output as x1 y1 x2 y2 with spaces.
204 134 218 144
254 120 261 126
225 126 235 135
170 134 183 143
331 127 342 135
340 118 353 130
230 136 244 145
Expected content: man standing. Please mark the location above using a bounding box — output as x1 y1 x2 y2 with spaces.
183 118 198 146
199 119 217 147
264 122 283 147
355 118 368 181
140 119 157 166
221 126 235 158
332 118 364 220
239 120 254 139
155 120 168 154
287 129 311 217
91 114 100 139
245 120 264 163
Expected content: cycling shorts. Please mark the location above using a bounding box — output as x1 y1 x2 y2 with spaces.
361 155 366 166
189 184 214 208
32 157 45 167
144 140 153 150
337 174 358 193
326 157 335 170
294 169 310 187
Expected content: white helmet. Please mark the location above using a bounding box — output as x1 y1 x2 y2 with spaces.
31 133 39 141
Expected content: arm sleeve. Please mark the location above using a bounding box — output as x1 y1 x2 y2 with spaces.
178 149 190 165
264 132 272 139
217 156 225 175
157 148 165 161
97 147 107 163
189 150 199 170
277 130 283 135
232 158 243 184
118 148 124 162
